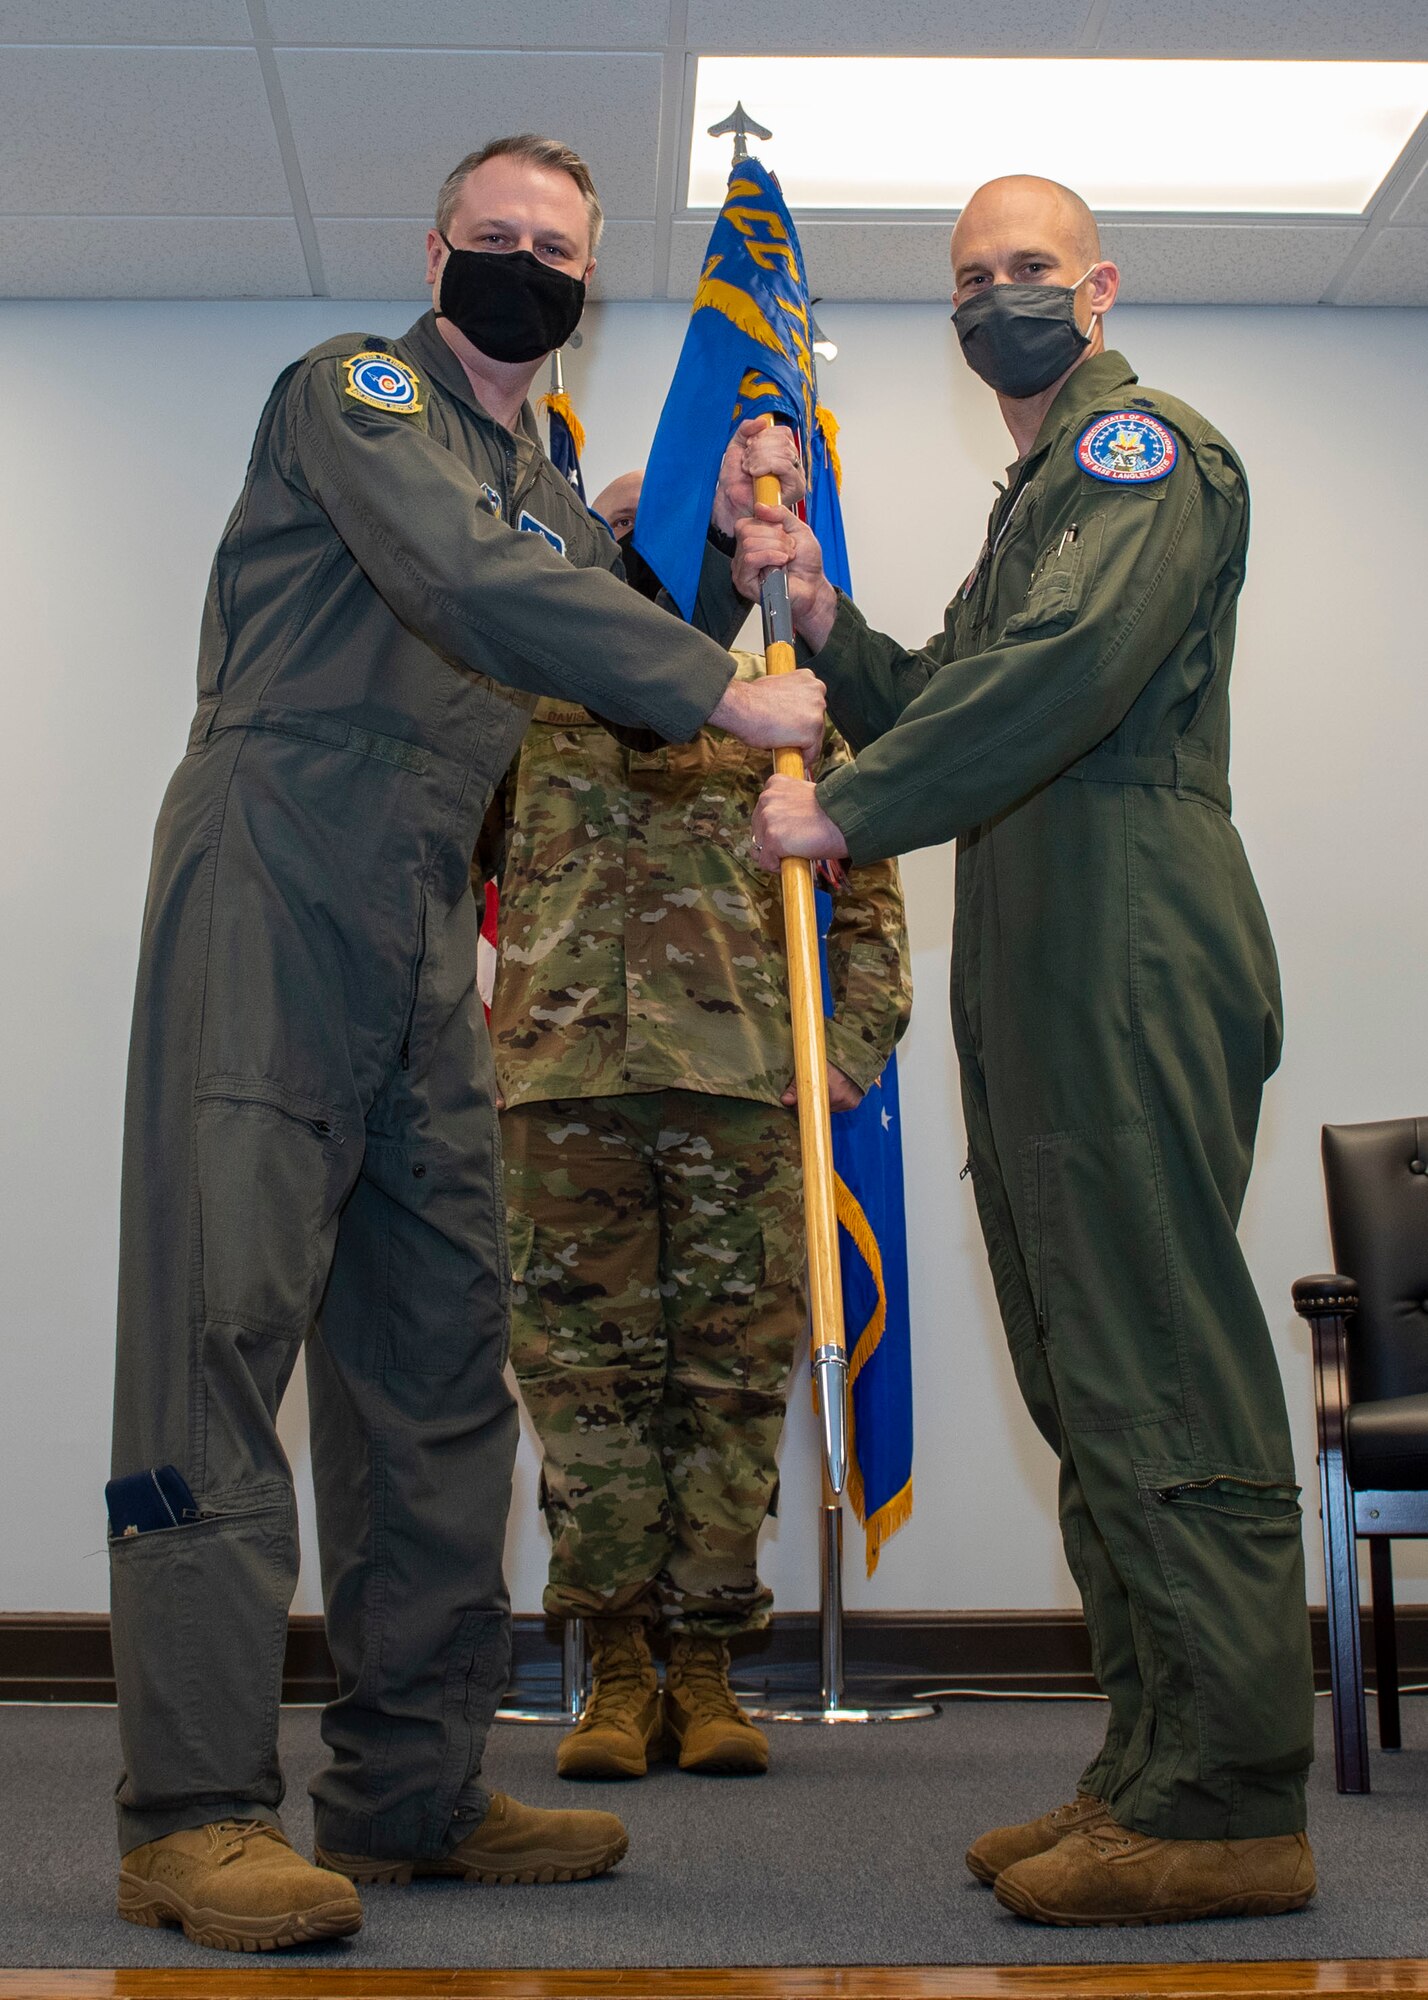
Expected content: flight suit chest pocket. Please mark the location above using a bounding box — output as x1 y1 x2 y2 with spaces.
1002 513 1103 638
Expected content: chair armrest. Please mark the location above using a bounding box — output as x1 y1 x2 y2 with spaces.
1295 1276 1357 1465
1293 1274 1359 1319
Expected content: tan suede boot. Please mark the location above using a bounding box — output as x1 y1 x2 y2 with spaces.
965 1793 1112 1885
664 1634 768 1775
317 1792 628 1886
994 1819 1317 1926
118 1819 362 1952
556 1618 666 1781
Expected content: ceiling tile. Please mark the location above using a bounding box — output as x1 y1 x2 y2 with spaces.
280 50 663 219
0 48 291 214
1095 0 1428 57
685 0 1082 54
0 216 310 296
0 0 248 39
670 216 1367 305
1390 156 1428 225
1346 226 1428 304
669 218 956 301
315 217 655 300
268 0 670 48
1100 222 1363 303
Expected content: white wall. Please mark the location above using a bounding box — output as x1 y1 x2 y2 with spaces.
1 294 1425 1621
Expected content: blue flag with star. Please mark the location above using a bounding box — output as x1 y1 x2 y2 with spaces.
634 155 842 620
539 386 586 502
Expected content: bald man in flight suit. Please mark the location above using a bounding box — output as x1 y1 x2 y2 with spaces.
107 133 819 1953
736 175 1316 1930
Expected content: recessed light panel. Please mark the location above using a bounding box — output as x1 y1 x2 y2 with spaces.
688 56 1428 215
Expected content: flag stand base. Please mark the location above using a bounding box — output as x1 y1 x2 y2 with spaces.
495 1616 587 1725
740 1501 939 1725
496 1504 938 1727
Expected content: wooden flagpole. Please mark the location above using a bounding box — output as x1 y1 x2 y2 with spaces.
753 427 849 1499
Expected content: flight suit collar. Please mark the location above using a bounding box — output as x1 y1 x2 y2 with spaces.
399 310 543 449
1034 348 1139 458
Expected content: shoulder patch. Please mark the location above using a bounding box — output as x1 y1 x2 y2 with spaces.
1075 410 1177 485
517 508 567 557
342 351 423 416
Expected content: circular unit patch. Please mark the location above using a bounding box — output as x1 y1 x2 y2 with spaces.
1075 410 1177 485
343 351 423 414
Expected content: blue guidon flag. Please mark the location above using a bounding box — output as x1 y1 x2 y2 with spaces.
641 151 913 1571
633 154 844 620
815 885 915 1576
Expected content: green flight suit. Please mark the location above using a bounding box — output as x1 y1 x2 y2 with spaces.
812 350 1314 1841
108 310 744 1861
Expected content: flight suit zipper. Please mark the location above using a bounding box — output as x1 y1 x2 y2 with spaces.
1154 1475 1296 1511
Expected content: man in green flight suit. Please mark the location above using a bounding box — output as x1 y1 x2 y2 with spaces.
106 133 821 1953
486 469 911 1784
736 175 1316 1928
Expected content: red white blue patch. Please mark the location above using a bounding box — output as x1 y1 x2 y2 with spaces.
343 351 423 415
1075 411 1177 485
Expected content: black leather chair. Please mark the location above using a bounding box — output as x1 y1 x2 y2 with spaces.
1294 1116 1428 1792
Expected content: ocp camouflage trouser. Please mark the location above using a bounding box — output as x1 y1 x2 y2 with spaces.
502 1091 804 1636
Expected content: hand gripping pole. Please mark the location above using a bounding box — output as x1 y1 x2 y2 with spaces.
753 423 848 1496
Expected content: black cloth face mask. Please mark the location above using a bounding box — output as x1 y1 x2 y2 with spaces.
437 240 585 363
951 270 1097 399
616 531 666 603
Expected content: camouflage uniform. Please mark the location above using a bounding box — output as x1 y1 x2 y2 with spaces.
488 653 911 1634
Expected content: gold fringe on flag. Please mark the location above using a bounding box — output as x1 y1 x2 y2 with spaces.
537 390 586 461
815 404 844 490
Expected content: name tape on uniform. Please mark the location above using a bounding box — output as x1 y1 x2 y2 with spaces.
342 352 424 416
517 509 567 557
1075 411 1177 485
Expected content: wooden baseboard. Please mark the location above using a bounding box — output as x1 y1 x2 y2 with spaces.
3 1962 1428 1997
1 1606 1424 1706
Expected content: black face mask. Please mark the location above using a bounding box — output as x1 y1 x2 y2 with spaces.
437 241 585 364
951 271 1096 399
616 531 665 603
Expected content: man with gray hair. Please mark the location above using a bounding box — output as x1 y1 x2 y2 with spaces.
107 132 817 1952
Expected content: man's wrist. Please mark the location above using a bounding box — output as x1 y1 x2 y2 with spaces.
706 518 737 557
706 674 745 733
796 580 840 652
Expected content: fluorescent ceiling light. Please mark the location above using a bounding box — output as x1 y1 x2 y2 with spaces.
688 56 1428 215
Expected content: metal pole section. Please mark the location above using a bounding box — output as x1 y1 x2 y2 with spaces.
561 1614 587 1724
494 1616 587 1725
819 1491 845 1712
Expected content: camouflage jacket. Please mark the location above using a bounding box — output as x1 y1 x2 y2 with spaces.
484 652 911 1109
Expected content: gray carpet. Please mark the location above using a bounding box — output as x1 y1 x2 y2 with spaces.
0 1699 1424 1968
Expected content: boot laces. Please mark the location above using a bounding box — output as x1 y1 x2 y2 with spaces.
206 1820 289 1866
584 1623 652 1724
672 1641 743 1720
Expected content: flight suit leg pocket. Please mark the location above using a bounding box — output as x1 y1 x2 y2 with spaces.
1138 1467 1314 1789
110 1499 297 1811
1021 1122 1183 1432
193 1082 355 1337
